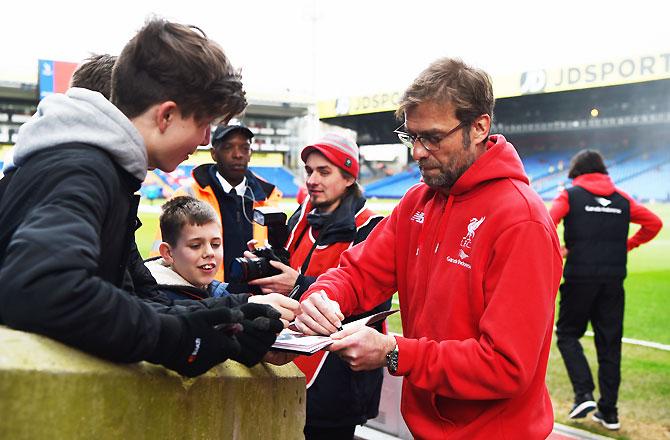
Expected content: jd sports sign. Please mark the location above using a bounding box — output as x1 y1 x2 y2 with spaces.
517 52 670 95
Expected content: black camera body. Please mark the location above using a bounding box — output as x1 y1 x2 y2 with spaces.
228 207 291 282
229 247 286 282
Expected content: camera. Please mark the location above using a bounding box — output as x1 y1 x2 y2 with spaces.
228 207 291 282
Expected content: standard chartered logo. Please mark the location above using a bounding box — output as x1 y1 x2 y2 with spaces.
585 205 622 214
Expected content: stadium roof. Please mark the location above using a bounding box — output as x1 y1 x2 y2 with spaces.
318 50 670 119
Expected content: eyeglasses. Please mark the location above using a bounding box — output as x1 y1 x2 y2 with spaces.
393 121 468 151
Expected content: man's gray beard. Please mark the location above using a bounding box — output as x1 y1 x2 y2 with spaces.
421 167 459 189
420 156 473 190
421 131 474 190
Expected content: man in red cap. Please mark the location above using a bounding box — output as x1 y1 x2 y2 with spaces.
247 132 391 439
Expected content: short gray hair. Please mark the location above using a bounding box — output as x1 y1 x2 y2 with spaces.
396 58 495 124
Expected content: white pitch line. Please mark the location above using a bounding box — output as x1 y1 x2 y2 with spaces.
393 299 670 352
584 330 670 351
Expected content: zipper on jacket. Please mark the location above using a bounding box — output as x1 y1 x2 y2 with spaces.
427 194 454 268
415 193 448 285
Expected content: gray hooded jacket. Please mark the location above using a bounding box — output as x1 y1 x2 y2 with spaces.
13 87 147 180
0 88 172 364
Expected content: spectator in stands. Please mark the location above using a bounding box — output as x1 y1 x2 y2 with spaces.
293 58 563 439
550 149 663 430
0 18 283 378
158 124 281 286
246 133 390 439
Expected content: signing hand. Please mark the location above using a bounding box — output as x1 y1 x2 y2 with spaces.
329 326 397 372
293 290 344 336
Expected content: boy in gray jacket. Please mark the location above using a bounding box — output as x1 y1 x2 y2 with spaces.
0 18 282 377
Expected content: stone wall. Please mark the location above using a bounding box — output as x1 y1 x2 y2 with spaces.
0 326 305 439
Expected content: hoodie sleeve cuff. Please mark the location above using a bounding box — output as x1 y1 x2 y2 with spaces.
147 314 183 365
394 335 417 377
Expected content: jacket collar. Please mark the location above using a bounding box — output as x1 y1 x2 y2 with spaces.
192 164 275 201
300 192 366 246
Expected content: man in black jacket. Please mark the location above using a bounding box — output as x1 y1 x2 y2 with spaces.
550 149 663 430
0 18 282 377
162 124 282 287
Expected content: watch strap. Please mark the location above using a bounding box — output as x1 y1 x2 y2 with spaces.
385 343 399 374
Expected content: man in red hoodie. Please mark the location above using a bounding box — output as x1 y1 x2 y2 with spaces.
549 149 662 431
293 58 563 439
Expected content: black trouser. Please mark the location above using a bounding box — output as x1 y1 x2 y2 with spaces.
555 280 624 413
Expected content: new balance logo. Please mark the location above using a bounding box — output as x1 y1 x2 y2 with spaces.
411 211 425 224
595 197 612 207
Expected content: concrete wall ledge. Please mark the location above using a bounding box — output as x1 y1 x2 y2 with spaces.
0 325 305 439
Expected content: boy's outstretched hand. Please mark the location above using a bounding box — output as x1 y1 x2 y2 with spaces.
248 292 301 327
230 303 285 367
151 306 244 378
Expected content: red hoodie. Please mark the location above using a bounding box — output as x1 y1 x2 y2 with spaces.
550 173 663 251
304 135 563 439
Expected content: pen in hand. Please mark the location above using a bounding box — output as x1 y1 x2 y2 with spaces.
288 284 302 301
320 291 344 332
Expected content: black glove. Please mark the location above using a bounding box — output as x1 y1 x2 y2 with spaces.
150 306 244 377
200 293 251 309
230 303 284 367
231 318 284 367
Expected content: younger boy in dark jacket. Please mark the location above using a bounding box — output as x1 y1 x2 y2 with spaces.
146 196 300 329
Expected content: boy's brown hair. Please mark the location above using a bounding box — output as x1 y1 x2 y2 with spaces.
160 196 220 246
111 17 246 123
70 54 118 100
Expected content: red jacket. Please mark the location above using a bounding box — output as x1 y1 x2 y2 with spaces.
286 199 380 281
303 135 563 439
550 173 662 251
287 194 389 427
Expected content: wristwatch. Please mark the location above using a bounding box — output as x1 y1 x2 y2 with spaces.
385 343 399 374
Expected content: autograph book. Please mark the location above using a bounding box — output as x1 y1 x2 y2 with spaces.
271 309 398 355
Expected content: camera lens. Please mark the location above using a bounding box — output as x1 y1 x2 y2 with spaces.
228 257 273 282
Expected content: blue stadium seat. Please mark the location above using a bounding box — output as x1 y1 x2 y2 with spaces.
140 146 669 202
250 166 299 197
361 145 669 202
364 166 422 198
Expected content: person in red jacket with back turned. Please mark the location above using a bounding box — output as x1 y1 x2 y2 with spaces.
550 149 662 431
293 58 563 439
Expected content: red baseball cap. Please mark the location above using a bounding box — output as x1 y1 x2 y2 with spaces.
301 133 360 179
